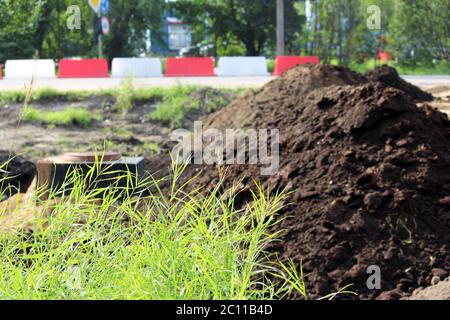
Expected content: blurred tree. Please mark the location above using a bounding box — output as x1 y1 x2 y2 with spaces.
0 0 447 67
0 0 165 62
389 0 450 66
104 0 165 61
172 0 305 56
0 0 41 62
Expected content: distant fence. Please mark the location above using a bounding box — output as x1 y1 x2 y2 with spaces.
112 58 162 78
165 57 216 77
5 59 56 79
59 59 109 78
0 56 321 80
217 57 269 76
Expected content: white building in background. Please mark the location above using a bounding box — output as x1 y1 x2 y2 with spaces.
150 15 192 56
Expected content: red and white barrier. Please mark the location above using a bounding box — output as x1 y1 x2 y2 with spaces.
165 57 215 77
5 59 56 79
273 56 320 75
217 57 269 76
112 58 162 77
0 64 2 80
59 59 109 78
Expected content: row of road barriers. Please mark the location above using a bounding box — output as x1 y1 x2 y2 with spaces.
0 56 320 79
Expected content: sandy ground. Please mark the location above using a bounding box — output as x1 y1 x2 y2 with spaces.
405 277 450 300
428 86 450 117
0 75 449 91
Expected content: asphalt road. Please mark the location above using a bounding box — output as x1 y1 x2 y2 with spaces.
0 75 449 91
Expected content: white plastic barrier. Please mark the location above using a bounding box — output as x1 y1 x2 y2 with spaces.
217 57 269 76
111 58 163 77
5 59 56 79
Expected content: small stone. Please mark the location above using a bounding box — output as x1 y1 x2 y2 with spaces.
431 268 448 280
395 138 409 147
431 276 441 285
384 144 393 153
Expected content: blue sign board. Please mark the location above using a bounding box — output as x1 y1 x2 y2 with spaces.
101 0 109 15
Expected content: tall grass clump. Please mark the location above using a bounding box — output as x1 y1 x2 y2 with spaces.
0 158 307 300
114 78 135 114
149 84 198 128
21 106 99 128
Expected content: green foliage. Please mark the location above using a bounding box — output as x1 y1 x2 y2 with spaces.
104 0 165 61
172 0 305 56
0 88 98 104
388 0 450 65
0 161 308 300
114 78 135 114
22 106 99 128
0 0 165 62
0 0 42 61
149 85 197 128
150 86 235 128
0 0 447 70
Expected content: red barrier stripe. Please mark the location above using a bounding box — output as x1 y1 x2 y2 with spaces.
165 57 215 77
377 51 390 62
59 59 109 78
273 56 320 76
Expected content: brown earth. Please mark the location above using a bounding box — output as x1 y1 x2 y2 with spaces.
364 66 434 102
168 64 450 299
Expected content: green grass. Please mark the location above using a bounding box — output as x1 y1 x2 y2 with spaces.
0 86 162 106
22 106 99 128
267 59 275 73
0 84 236 129
0 87 104 104
0 159 308 300
150 85 235 128
341 59 450 75
114 78 135 114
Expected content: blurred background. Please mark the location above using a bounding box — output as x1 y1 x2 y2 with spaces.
0 0 448 74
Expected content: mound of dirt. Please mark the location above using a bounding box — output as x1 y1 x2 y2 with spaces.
365 66 433 101
0 151 36 200
174 64 450 299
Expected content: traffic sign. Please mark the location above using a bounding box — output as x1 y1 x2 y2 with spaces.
101 17 110 35
88 0 101 13
101 0 109 15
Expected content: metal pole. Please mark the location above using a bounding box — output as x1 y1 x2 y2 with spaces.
98 13 103 58
276 0 285 56
98 34 103 58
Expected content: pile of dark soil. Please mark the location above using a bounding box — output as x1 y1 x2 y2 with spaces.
0 151 36 200
173 64 450 299
365 65 433 102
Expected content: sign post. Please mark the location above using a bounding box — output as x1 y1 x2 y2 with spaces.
88 0 109 58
